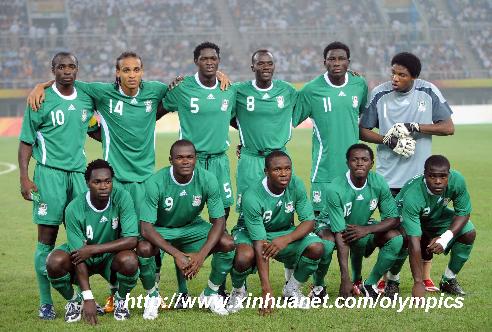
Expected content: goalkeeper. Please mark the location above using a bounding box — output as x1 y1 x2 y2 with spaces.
359 52 454 294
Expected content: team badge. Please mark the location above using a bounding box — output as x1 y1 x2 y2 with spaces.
284 201 294 213
442 198 450 206
418 100 426 112
352 96 359 108
144 100 152 113
37 203 48 216
369 199 378 211
81 109 88 122
192 195 202 207
312 191 321 203
237 194 242 207
276 96 285 108
221 99 229 111
112 217 119 230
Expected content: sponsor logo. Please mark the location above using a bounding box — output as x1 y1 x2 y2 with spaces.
100 216 108 223
130 97 138 105
356 194 364 201
68 104 76 111
207 94 215 100
179 190 187 197
262 93 270 100
338 91 346 97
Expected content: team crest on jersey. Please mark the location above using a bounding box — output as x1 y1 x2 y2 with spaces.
284 201 294 213
352 96 359 108
442 198 450 206
237 194 242 207
276 96 285 108
100 216 108 223
312 191 321 203
37 203 48 216
112 217 119 230
221 99 229 111
418 100 426 112
192 195 202 207
81 109 88 122
144 100 152 113
369 199 378 211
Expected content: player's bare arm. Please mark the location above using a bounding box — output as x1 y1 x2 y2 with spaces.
70 236 137 265
359 126 384 144
343 217 400 243
427 214 470 254
418 118 455 136
74 262 97 325
27 79 54 111
253 239 274 316
18 141 36 201
408 236 425 297
335 232 352 298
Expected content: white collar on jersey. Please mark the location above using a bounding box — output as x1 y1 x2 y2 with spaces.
262 177 285 198
323 72 348 88
346 170 367 191
118 85 140 98
170 166 194 186
51 82 77 100
86 191 111 213
194 72 218 90
252 79 273 91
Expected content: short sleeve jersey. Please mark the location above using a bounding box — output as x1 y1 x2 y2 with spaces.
396 170 472 237
234 80 297 152
318 171 398 233
241 175 315 241
75 80 168 182
162 74 237 154
360 79 453 188
65 187 138 258
19 83 95 172
293 72 368 183
140 166 225 228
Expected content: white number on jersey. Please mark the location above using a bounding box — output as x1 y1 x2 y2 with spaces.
164 197 173 211
190 98 199 113
246 96 255 111
223 182 232 198
263 210 272 223
110 99 124 116
343 202 352 217
323 97 332 112
86 225 94 240
50 110 65 127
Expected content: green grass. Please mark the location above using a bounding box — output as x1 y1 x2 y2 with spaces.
0 125 491 331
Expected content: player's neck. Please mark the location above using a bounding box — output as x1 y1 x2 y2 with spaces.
91 196 109 210
350 174 366 188
198 72 217 87
120 85 139 97
55 82 75 96
256 79 272 89
327 73 345 86
266 179 284 195
173 171 193 184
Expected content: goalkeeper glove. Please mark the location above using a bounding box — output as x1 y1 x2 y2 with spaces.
383 136 416 158
389 122 420 138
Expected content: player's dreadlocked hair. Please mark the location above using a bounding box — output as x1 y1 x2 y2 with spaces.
51 52 78 71
114 51 144 89
391 52 422 78
170 139 196 158
323 41 350 60
85 159 114 182
265 150 291 170
424 155 450 172
346 143 374 161
193 42 220 62
251 49 273 64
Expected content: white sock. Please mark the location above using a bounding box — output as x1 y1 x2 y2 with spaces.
444 266 456 280
284 268 294 282
286 275 301 289
387 272 400 282
233 285 246 293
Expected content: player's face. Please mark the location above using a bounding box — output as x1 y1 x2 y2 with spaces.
53 56 78 87
116 57 143 90
265 156 292 191
424 165 450 195
324 49 349 78
170 145 196 178
391 64 414 92
252 52 275 82
347 149 373 180
88 168 113 202
195 48 220 78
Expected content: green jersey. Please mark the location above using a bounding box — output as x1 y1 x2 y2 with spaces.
319 171 398 233
140 166 225 228
242 175 315 241
65 187 138 255
75 80 168 182
19 83 95 172
396 170 472 237
293 72 368 183
234 80 297 152
162 74 236 154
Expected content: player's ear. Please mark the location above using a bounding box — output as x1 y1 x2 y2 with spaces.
251 64 254 72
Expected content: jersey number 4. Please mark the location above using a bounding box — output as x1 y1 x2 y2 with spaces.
109 99 124 115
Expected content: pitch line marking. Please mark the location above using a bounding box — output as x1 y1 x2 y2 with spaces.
0 162 17 176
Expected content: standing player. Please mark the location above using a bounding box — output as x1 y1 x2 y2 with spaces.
18 52 96 319
316 144 403 299
359 52 455 293
292 41 368 293
391 155 475 297
227 151 324 314
46 159 139 324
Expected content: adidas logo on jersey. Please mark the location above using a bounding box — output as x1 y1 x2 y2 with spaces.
100 216 108 223
262 93 270 100
356 194 364 201
179 190 187 197
338 91 346 97
277 200 283 207
130 98 138 104
68 104 76 111
207 94 215 100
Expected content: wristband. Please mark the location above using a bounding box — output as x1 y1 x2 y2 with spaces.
435 230 454 249
82 290 94 300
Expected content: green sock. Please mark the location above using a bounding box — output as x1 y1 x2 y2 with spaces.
204 249 235 295
117 270 139 298
138 256 156 291
366 235 403 285
174 263 189 294
350 244 365 282
313 239 335 287
389 247 408 277
34 242 54 305
444 242 473 281
231 267 252 289
293 255 321 283
48 272 75 301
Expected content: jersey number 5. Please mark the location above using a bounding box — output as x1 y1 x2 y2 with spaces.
190 98 199 113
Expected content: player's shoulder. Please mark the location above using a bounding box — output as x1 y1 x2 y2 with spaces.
414 79 445 99
111 186 132 204
347 72 367 86
243 180 265 203
66 191 88 216
449 169 467 187
195 167 219 186
274 79 296 90
399 175 426 202
142 80 167 91
288 175 307 191
299 74 324 92
367 171 388 187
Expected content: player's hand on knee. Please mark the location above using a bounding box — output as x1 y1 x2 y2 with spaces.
168 75 184 90
173 252 191 276
342 225 369 243
427 236 445 254
263 238 288 259
82 299 98 325
71 242 95 265
184 252 206 279
20 177 37 201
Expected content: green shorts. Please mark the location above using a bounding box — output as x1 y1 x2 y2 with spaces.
311 182 330 212
349 233 377 259
32 164 87 226
197 152 233 208
113 178 147 219
56 243 114 282
155 218 212 253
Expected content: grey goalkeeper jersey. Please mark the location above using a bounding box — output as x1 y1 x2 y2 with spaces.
360 79 452 189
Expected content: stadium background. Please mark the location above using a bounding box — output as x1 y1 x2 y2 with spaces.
0 0 491 330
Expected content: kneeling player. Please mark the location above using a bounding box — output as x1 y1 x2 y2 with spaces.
46 160 139 324
316 144 404 299
389 155 475 297
138 140 235 318
228 151 323 314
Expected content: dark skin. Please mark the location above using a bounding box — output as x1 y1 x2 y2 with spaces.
324 49 350 86
195 48 220 87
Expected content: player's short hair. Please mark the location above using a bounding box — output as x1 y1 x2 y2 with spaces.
170 139 196 158
85 159 114 182
424 155 450 172
251 49 273 64
114 51 143 89
193 42 220 61
391 52 421 78
265 150 291 170
51 52 78 70
346 143 374 161
323 41 350 60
